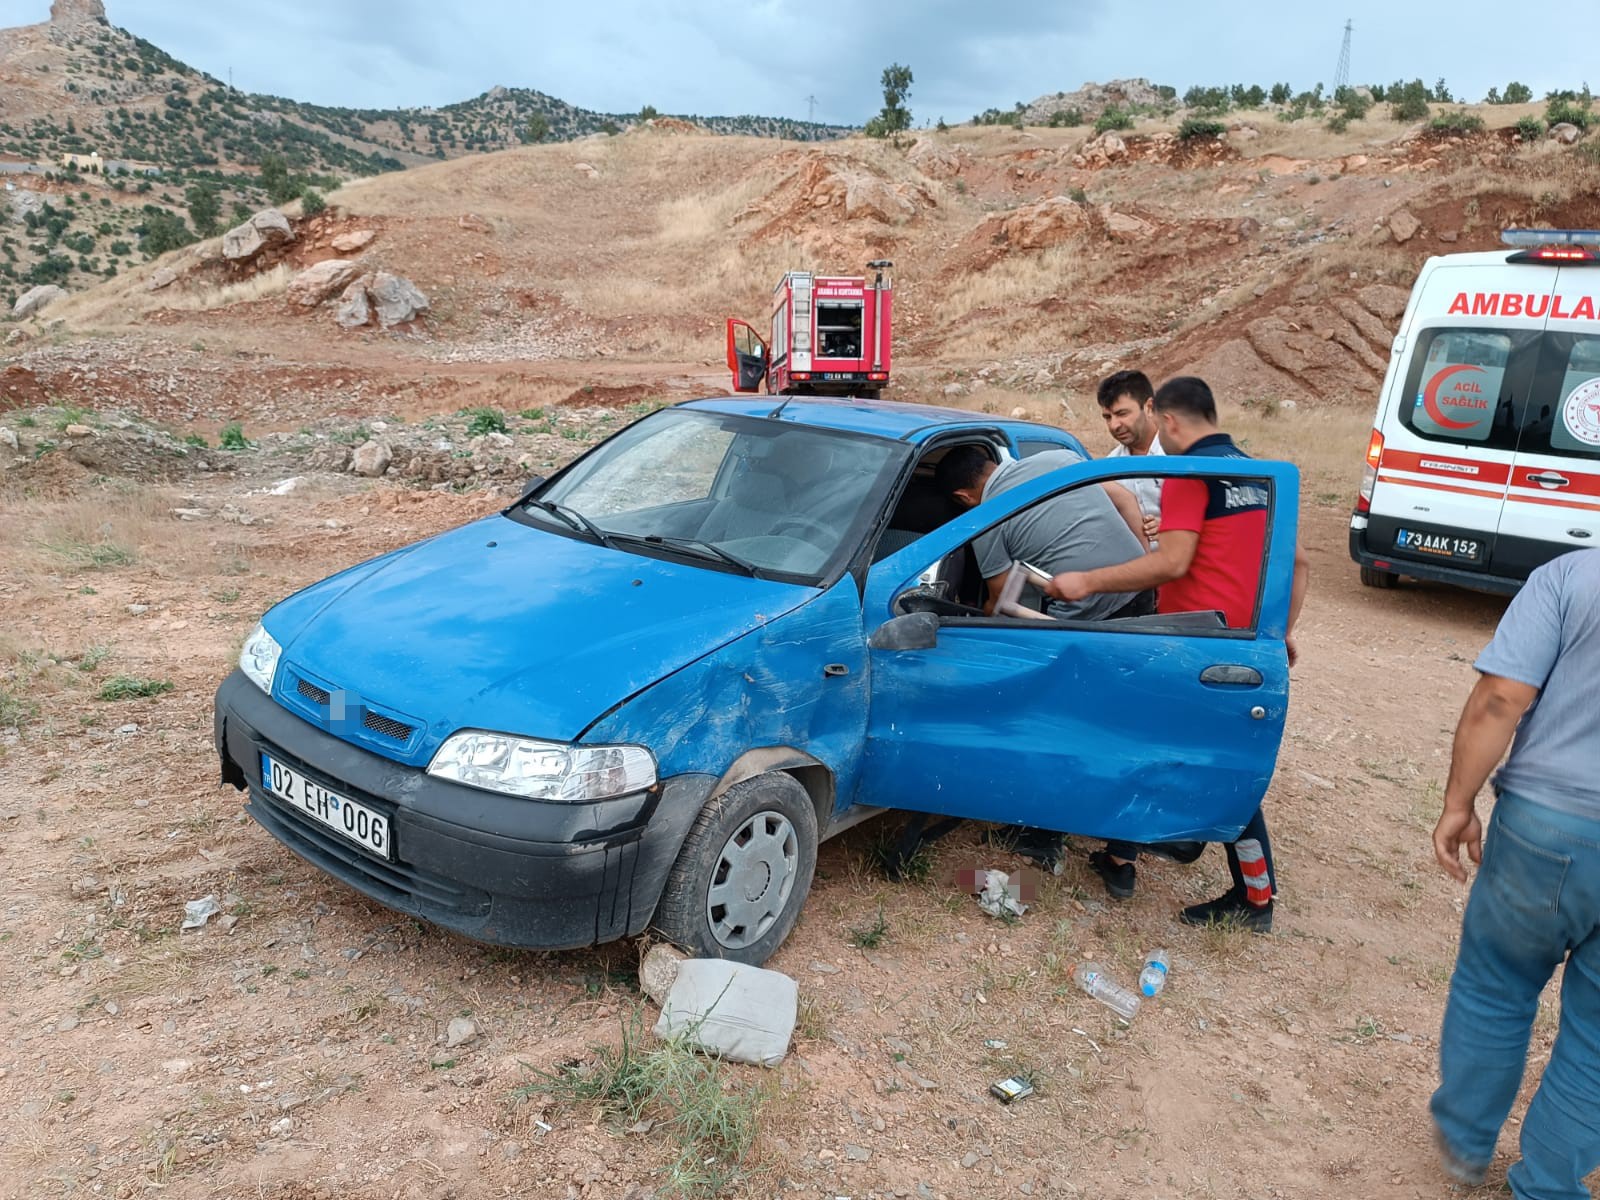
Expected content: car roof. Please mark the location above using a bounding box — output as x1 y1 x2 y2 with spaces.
678 395 1065 444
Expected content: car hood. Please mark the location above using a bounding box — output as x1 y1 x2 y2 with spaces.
267 514 819 763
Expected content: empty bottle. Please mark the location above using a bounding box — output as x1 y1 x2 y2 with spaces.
1073 961 1141 1020
1139 949 1171 997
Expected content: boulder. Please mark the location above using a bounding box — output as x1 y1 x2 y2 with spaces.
1102 207 1156 242
1235 216 1262 239
843 173 916 223
222 208 294 261
330 229 375 253
458 213 492 234
995 196 1090 250
12 284 67 319
1388 208 1421 244
907 138 969 180
287 259 361 308
1551 122 1580 145
368 272 429 328
349 440 391 477
335 276 373 329
147 267 178 291
573 162 599 178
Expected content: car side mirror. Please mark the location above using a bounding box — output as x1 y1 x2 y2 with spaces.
517 475 547 503
867 611 939 651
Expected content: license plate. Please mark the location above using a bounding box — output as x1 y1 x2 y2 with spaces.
1395 527 1483 563
820 372 857 381
260 753 391 859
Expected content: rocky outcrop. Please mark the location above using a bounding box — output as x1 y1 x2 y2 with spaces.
222 208 294 262
907 138 970 180
1388 208 1421 244
334 272 429 330
987 196 1091 251
330 229 375 253
146 267 178 291
1102 206 1155 243
349 440 392 477
12 284 67 319
1021 78 1167 126
286 259 361 307
50 0 106 25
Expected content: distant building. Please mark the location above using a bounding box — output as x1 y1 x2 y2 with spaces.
59 151 103 173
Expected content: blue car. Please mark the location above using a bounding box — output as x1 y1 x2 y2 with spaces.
213 397 1300 964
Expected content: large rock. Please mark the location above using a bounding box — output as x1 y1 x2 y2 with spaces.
1388 208 1421 244
287 259 361 308
330 229 375 253
146 267 178 291
222 208 294 261
843 173 916 223
11 284 67 319
1551 122 1581 145
995 196 1091 250
349 440 391 477
367 272 430 328
907 138 969 180
335 277 373 329
1102 206 1156 242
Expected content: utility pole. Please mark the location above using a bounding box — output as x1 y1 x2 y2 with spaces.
807 94 817 123
1333 19 1353 96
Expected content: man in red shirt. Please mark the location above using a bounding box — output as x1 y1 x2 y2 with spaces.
1047 376 1309 930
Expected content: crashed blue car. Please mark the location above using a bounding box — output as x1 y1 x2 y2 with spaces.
214 397 1300 964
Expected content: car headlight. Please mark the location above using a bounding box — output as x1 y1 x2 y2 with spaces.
239 623 282 695
427 731 657 801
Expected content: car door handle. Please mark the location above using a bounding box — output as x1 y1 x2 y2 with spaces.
1527 472 1571 489
1200 665 1263 687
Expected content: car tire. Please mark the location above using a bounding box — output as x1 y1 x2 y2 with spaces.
1360 565 1399 589
653 772 818 966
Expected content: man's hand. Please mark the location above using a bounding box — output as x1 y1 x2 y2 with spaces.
1285 631 1298 668
1141 513 1160 541
1433 806 1483 884
1047 571 1091 602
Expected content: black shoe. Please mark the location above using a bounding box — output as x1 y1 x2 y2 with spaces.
1088 850 1136 900
1143 840 1206 864
1179 889 1272 933
989 825 1065 875
1432 1123 1488 1187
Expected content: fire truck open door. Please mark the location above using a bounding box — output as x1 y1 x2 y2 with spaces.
725 319 768 393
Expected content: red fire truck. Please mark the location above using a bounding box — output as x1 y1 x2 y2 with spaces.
725 261 893 399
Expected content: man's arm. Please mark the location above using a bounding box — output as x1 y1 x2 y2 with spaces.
1285 541 1310 666
1046 530 1198 602
1100 482 1146 546
980 571 1010 616
1432 673 1538 882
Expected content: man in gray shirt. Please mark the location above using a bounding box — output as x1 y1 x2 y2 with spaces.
1430 549 1600 1199
933 446 1148 621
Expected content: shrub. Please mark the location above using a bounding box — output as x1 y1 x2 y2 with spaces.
463 407 507 437
1390 79 1432 122
1430 111 1486 135
1177 117 1226 141
1094 106 1134 134
1515 115 1546 141
218 422 250 450
97 676 174 701
299 188 326 216
138 210 193 258
1047 107 1083 127
1503 82 1533 105
1545 97 1592 130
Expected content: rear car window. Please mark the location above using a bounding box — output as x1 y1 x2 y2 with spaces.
1402 330 1514 443
1547 337 1600 456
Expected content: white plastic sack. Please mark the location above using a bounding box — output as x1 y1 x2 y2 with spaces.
652 958 798 1067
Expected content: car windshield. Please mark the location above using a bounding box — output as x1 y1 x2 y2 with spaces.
522 408 905 583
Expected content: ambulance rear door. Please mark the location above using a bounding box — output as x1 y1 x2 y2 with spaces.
1367 258 1557 578
1496 259 1600 573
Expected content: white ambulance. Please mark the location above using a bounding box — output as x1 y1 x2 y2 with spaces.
1351 229 1600 594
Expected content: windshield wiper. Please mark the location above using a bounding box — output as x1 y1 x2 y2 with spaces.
524 498 613 547
610 533 764 578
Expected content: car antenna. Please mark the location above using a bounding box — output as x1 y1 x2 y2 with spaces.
769 395 795 419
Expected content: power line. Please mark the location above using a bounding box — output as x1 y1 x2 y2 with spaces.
1333 19 1353 95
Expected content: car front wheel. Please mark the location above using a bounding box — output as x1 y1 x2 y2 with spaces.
653 772 818 965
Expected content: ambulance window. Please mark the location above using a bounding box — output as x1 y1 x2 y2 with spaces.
1547 337 1600 456
1400 330 1514 445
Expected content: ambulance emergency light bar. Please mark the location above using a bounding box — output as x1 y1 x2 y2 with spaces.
1501 228 1600 263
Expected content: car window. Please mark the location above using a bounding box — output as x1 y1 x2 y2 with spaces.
532 409 904 584
1533 334 1600 458
1397 327 1540 450
1016 439 1066 458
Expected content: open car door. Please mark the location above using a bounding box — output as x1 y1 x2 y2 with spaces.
725 319 768 394
857 455 1300 844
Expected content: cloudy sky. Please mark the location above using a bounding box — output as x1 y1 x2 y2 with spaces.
5 0 1597 123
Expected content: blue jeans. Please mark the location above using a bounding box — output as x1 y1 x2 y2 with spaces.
1431 788 1600 1200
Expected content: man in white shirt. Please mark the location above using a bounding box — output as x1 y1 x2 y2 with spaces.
1097 370 1165 542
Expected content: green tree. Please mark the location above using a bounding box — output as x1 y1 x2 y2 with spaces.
1269 82 1292 105
1390 79 1432 122
1503 81 1533 104
639 104 659 121
300 188 326 216
137 210 193 257
1433 77 1453 103
185 182 221 236
258 152 300 204
523 112 550 143
865 62 913 138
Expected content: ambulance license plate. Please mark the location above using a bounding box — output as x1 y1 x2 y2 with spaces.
261 753 392 859
1394 527 1483 564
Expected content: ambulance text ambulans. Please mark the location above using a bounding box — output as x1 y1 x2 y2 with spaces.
1350 229 1600 594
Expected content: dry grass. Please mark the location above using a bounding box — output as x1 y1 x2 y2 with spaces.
1 482 172 577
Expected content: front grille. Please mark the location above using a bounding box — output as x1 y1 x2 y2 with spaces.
297 677 330 705
362 710 414 741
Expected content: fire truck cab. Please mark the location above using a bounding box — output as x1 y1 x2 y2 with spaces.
726 262 893 399
1351 229 1600 594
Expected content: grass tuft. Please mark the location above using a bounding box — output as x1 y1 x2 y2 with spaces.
96 676 174 701
463 406 508 437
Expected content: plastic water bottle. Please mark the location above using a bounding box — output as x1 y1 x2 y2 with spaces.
1072 962 1141 1020
1139 949 1171 997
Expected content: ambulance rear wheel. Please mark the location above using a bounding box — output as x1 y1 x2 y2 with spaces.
1360 566 1399 589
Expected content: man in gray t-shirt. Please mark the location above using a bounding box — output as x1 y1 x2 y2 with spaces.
933 446 1147 621
1429 549 1600 1197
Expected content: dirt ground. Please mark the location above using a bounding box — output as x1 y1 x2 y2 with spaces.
2 115 1595 1200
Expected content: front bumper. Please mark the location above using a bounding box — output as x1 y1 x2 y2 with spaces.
213 670 712 949
1348 520 1522 596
